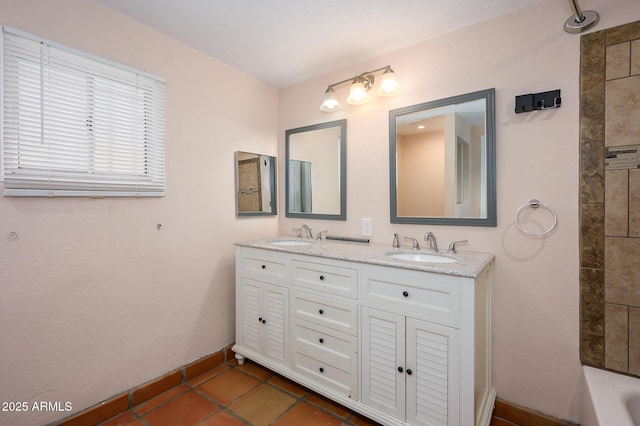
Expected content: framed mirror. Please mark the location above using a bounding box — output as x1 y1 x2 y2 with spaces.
235 151 277 216
285 119 347 220
390 88 496 226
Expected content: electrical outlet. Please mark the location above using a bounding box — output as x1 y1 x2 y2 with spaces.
361 218 373 237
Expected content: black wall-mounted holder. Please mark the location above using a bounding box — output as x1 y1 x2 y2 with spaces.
515 90 561 113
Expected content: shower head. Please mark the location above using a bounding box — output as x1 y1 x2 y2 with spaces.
564 0 599 33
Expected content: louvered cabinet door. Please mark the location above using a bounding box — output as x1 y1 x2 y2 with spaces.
406 318 460 426
263 283 289 365
361 307 406 421
239 278 263 354
238 278 289 367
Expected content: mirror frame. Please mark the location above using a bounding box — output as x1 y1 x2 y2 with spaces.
235 151 278 217
285 119 347 220
389 88 496 226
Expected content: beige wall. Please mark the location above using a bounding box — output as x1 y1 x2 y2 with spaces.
0 1 279 425
278 0 640 422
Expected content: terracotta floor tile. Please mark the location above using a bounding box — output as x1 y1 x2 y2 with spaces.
236 361 272 380
98 410 137 426
273 402 344 426
305 392 352 419
199 410 247 426
133 384 190 416
347 412 383 426
228 384 296 425
187 363 231 387
143 391 218 426
268 375 308 398
197 368 261 405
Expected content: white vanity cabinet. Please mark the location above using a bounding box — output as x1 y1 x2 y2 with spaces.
235 248 290 367
233 243 494 426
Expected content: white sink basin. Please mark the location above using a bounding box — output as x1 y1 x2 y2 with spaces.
387 252 458 263
268 239 313 246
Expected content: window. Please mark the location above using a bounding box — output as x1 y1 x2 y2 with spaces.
1 27 166 197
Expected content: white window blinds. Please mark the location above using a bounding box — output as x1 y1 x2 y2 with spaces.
1 27 166 197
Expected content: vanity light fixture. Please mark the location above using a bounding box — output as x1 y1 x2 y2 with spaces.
320 65 401 112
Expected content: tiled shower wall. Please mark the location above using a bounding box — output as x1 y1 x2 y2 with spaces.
580 20 640 376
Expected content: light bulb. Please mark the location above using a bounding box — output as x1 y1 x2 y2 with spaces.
377 68 401 96
347 82 370 105
320 87 341 112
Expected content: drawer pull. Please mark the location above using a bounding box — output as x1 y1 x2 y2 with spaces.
318 309 324 315
402 291 409 297
406 369 413 375
261 264 266 269
319 367 324 373
397 366 403 373
319 338 324 344
319 275 325 281
258 317 266 324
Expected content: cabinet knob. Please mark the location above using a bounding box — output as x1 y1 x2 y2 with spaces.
262 319 266 324
319 275 325 281
318 309 324 315
258 317 262 322
319 338 324 344
319 367 324 373
397 366 403 373
261 264 266 269
402 291 409 297
406 369 413 375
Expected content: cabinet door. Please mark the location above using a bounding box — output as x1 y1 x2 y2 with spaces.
238 278 289 366
361 307 405 420
239 278 262 354
406 318 460 426
263 283 289 365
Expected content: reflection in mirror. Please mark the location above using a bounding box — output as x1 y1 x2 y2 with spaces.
286 120 346 220
235 151 277 216
390 88 496 226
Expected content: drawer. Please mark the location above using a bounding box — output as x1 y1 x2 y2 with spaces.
291 319 357 372
361 269 461 327
292 260 357 298
292 349 357 399
239 249 289 284
291 291 357 335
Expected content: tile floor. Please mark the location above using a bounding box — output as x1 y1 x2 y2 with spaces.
97 359 380 426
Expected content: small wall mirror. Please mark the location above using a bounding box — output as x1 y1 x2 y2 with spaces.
235 151 277 216
285 119 347 220
390 88 496 226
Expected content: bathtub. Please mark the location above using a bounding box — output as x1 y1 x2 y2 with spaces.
582 366 640 426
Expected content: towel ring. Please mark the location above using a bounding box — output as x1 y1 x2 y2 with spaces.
515 199 557 236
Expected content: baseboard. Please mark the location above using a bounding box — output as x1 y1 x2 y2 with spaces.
52 345 234 426
492 397 579 426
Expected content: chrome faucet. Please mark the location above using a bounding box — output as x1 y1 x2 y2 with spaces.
392 232 400 248
315 230 328 241
423 231 438 252
404 236 420 250
447 239 468 253
297 224 313 239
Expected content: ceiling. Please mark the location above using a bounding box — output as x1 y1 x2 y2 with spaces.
93 0 544 88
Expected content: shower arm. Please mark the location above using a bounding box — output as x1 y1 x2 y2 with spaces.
568 0 585 23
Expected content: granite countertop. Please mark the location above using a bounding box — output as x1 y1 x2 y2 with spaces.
236 238 494 278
